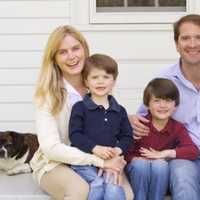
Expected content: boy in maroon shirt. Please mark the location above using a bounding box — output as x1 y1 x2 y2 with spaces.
125 78 198 200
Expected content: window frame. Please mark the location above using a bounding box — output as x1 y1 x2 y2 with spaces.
89 0 198 24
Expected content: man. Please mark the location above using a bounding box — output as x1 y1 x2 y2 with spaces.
131 14 200 200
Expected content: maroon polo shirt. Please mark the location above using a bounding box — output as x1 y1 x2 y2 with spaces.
125 114 199 162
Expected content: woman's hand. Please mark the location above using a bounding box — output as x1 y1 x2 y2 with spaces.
92 145 116 160
103 156 126 172
129 115 150 139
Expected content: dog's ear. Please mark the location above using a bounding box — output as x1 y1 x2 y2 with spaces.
9 131 28 159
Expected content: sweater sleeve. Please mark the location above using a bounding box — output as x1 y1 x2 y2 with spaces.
35 102 104 168
175 123 199 160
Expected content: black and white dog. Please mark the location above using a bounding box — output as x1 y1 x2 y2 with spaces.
0 131 39 175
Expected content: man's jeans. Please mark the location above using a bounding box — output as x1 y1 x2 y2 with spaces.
71 165 126 200
169 158 200 200
126 159 169 200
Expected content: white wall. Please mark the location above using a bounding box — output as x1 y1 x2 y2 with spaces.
0 0 70 131
1 0 195 132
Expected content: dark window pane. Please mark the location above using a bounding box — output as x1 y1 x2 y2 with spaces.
159 0 186 6
128 0 154 6
97 0 124 7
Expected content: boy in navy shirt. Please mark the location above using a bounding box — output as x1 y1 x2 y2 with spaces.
69 54 133 200
126 78 198 200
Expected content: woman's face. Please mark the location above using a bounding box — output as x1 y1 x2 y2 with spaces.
55 34 86 78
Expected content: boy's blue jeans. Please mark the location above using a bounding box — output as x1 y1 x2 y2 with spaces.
71 165 126 200
126 159 169 200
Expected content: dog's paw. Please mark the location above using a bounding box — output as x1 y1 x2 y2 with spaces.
6 170 18 176
6 164 32 175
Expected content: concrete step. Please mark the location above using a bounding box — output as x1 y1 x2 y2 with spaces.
0 171 50 200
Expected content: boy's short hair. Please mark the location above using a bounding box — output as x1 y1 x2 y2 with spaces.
143 78 180 107
82 53 118 81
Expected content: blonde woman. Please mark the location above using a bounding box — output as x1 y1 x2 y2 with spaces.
31 25 133 200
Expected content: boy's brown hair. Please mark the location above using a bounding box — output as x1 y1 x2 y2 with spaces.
82 54 118 81
143 78 180 107
174 14 200 43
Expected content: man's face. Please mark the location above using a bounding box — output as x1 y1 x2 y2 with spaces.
176 22 200 66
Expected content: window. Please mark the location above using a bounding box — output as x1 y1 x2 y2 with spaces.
90 0 198 24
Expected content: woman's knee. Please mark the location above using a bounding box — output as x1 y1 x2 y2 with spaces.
64 182 89 200
40 164 89 200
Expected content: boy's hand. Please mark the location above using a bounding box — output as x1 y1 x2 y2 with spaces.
103 156 126 172
113 147 122 156
139 147 176 159
92 145 116 159
104 169 123 186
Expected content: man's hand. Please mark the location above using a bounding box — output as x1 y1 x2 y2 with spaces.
92 145 116 160
139 147 176 159
129 115 150 139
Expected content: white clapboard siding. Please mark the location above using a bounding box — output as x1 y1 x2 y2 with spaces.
0 18 70 34
0 52 42 68
82 30 179 60
116 62 170 88
0 104 34 121
0 35 48 51
0 31 177 58
0 86 35 102
0 69 38 85
0 1 69 18
0 0 70 132
113 61 176 114
0 122 35 132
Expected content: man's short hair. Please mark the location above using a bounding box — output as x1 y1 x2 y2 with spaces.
174 14 200 42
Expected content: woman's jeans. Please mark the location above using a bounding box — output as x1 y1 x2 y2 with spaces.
169 158 200 200
126 159 169 200
71 165 126 200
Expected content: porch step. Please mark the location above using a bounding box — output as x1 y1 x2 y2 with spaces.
0 171 50 200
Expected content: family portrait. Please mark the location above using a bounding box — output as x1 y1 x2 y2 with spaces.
0 0 200 200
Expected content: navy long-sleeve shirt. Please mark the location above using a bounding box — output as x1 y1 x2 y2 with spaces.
69 94 133 155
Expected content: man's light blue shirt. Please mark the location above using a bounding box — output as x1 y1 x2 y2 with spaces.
138 61 200 150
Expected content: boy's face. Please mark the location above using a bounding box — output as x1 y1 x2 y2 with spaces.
85 68 115 98
148 95 176 121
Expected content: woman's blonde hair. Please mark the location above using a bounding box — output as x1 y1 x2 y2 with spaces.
34 25 89 115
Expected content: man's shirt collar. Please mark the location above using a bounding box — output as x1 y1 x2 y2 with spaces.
171 60 198 92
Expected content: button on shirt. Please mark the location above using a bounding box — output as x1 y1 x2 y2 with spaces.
69 94 133 154
138 61 200 150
